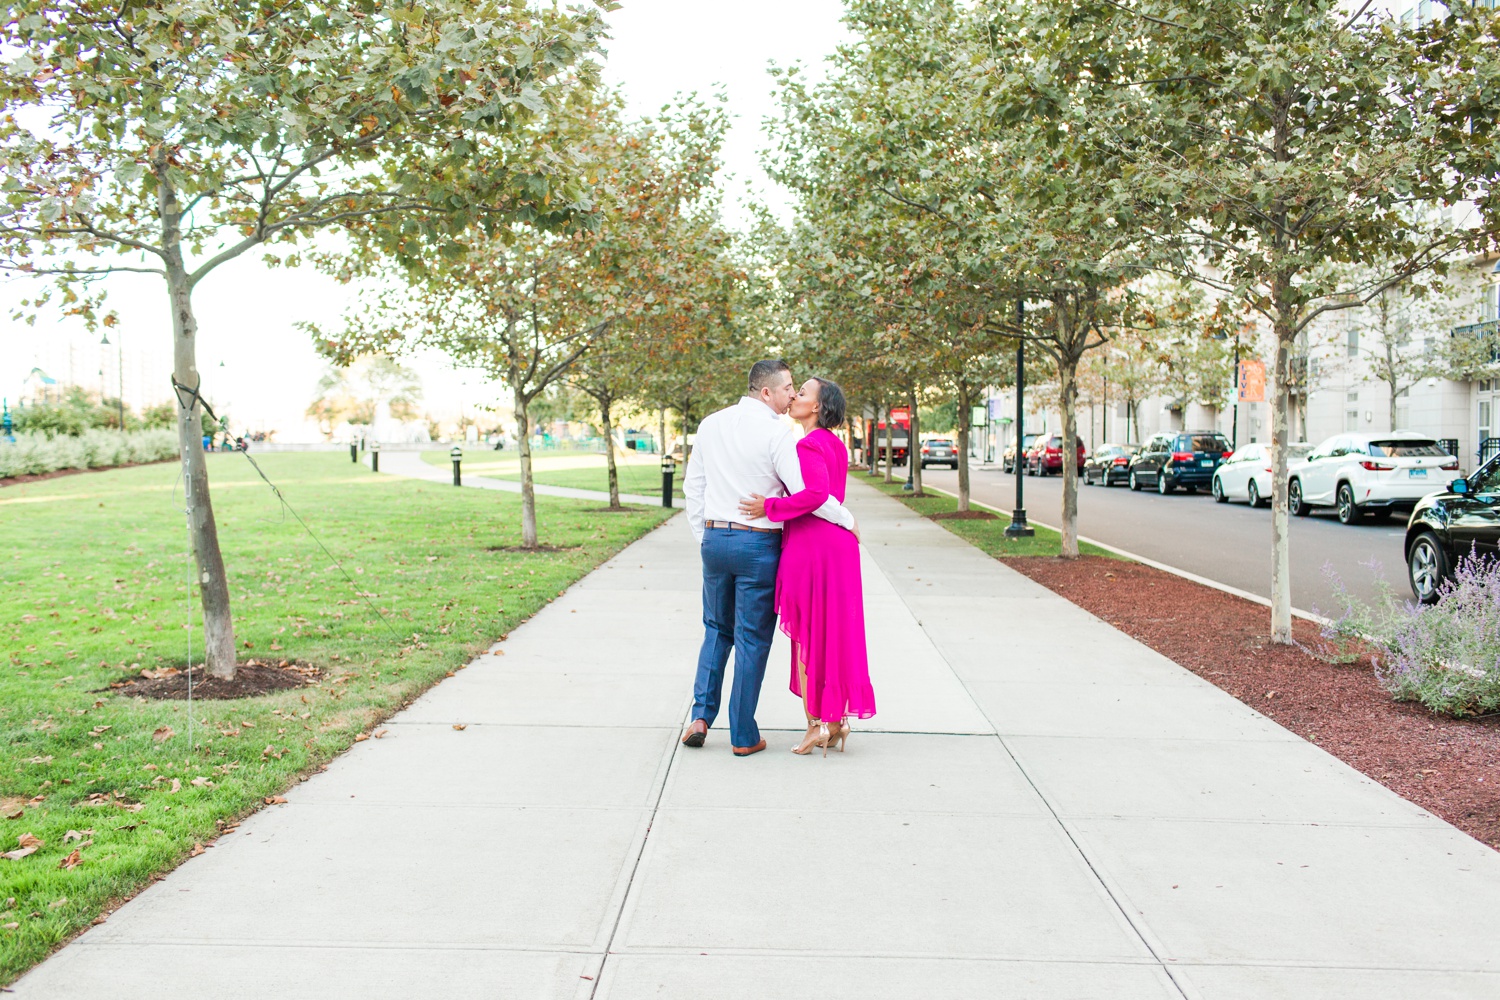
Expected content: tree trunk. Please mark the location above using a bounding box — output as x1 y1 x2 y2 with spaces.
866 412 877 475
956 380 971 512
910 388 924 496
1058 355 1081 558
658 407 667 457
515 389 538 548
599 395 621 509
883 405 894 483
1269 331 1294 643
159 172 237 680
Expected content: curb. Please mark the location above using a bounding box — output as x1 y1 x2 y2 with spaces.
907 481 1333 628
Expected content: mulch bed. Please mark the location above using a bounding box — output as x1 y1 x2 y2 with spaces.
1008 555 1500 851
0 458 174 488
105 661 321 700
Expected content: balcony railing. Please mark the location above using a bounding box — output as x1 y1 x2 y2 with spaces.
1453 319 1499 338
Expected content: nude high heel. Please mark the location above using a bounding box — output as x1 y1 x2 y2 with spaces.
791 721 830 756
827 719 850 753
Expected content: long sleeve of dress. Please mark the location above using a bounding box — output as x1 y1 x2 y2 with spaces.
764 437 831 523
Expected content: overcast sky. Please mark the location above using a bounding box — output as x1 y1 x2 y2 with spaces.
0 1 850 438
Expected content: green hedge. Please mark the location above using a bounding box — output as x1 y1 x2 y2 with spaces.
0 429 177 479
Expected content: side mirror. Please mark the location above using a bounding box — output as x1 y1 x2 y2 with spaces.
1449 478 1471 495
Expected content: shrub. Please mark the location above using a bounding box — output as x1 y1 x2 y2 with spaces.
0 429 177 479
1317 554 1500 717
1377 553 1500 717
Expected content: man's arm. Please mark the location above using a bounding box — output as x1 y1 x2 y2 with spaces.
773 431 854 531
684 439 707 544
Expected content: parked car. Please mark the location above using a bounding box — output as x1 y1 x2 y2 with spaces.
1129 431 1232 494
920 437 959 469
1083 443 1140 487
1211 441 1313 506
1002 433 1039 474
1405 454 1500 602
1288 431 1461 524
1025 434 1087 476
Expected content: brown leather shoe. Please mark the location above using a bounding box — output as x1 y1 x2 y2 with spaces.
681 719 708 748
731 739 767 757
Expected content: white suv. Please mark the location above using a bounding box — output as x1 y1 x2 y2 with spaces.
1288 432 1460 525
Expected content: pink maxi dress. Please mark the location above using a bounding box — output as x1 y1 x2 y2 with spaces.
762 428 876 724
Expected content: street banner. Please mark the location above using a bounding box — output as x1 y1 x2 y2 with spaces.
1237 360 1266 402
971 405 988 427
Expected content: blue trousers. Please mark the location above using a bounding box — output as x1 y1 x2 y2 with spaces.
692 527 781 748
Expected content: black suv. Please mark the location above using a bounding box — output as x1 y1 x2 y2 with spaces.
1129 431 1232 495
1405 455 1500 603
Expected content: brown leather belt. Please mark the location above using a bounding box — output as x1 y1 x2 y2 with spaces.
705 519 779 534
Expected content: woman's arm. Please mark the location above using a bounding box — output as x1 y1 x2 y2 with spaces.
760 437 831 523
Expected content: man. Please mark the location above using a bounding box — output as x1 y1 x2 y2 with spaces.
682 359 857 756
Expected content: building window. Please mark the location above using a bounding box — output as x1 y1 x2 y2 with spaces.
1346 390 1359 402
1347 327 1359 357
1344 408 1360 432
1485 282 1499 323
1481 401 1493 446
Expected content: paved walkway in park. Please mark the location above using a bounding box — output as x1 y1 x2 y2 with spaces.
379 448 665 506
16 481 1500 999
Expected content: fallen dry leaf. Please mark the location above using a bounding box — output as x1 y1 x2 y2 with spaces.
169 778 181 794
240 720 255 729
264 795 288 805
58 849 81 870
1 846 37 861
452 723 467 731
189 777 212 788
2 923 17 931
152 726 175 743
47 897 66 909
373 729 389 739
61 829 92 843
353 733 369 742
189 842 205 857
140 667 179 680
17 833 42 850
3 807 22 820
24 755 53 765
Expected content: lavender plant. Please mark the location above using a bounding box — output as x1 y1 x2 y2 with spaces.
1378 553 1500 717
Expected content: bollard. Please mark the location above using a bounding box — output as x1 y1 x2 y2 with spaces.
371 440 380 473
451 445 462 486
350 442 358 463
661 454 675 508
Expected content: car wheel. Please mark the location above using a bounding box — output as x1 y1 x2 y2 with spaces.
1336 483 1361 525
1407 532 1449 604
1129 470 1142 491
1101 472 1113 488
1157 472 1173 495
1212 475 1228 503
1247 479 1264 508
1289 478 1310 516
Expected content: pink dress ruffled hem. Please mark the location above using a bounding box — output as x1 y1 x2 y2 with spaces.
763 428 875 724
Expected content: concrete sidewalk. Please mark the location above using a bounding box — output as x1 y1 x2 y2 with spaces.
15 480 1500 999
379 448 666 506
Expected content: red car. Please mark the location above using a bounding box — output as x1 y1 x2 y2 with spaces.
1025 434 1087 476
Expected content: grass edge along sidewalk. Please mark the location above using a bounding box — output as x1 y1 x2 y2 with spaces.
862 476 1119 560
420 448 686 499
0 453 674 985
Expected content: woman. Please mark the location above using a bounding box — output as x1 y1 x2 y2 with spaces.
740 377 875 755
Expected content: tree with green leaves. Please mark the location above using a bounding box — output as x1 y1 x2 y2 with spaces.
0 0 609 676
321 96 737 542
1024 0 1500 639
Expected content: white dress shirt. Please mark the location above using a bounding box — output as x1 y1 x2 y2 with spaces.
685 396 856 543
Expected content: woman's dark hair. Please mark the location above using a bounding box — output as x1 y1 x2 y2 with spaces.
812 377 846 430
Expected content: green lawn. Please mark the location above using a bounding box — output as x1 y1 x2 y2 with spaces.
421 448 684 499
861 475 1121 559
0 453 673 984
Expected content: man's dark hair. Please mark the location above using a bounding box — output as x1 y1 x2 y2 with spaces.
748 359 791 393
813 377 846 429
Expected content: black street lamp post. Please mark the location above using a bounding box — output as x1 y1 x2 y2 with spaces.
1005 298 1034 538
661 454 676 508
451 445 462 486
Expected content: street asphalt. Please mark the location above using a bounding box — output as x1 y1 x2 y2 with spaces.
918 462 1412 612
14 479 1500 999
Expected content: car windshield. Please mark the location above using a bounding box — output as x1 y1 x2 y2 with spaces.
1367 439 1447 458
928 439 953 446
1287 444 1313 460
1177 435 1229 453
